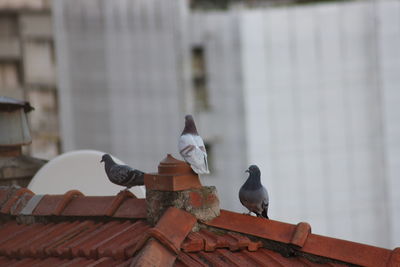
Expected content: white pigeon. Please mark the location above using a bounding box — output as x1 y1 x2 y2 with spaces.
178 115 209 174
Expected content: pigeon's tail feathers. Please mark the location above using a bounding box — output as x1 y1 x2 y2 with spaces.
261 203 269 219
261 208 269 219
125 169 145 188
203 156 209 173
132 169 145 186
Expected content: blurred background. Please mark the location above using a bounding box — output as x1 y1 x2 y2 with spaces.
0 0 399 249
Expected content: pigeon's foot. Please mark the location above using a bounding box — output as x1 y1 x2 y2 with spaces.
242 212 252 216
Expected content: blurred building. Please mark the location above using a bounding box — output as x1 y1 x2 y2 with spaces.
0 97 47 187
0 0 60 160
54 0 400 249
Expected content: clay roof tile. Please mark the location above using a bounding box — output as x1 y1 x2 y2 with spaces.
0 187 397 267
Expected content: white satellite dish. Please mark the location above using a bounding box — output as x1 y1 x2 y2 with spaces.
28 150 145 198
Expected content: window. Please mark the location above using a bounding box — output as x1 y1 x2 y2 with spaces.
191 46 209 111
0 15 18 37
0 62 20 88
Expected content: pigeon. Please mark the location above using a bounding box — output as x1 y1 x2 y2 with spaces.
100 154 144 190
178 114 209 174
239 165 269 219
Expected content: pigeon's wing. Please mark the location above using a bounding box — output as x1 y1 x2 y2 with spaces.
238 186 248 208
109 165 133 186
239 185 258 213
193 135 206 150
261 186 269 219
178 134 209 174
124 169 145 188
178 134 194 154
239 186 268 217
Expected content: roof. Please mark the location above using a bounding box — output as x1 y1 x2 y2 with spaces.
0 0 51 10
0 97 34 113
0 186 399 267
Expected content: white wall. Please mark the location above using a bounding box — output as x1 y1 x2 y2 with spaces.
240 1 398 248
377 0 400 249
55 0 400 248
190 11 248 211
54 0 190 172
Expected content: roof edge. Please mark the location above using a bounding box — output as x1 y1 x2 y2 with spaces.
0 187 146 222
204 209 397 267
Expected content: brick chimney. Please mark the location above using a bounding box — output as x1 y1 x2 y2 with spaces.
145 154 220 226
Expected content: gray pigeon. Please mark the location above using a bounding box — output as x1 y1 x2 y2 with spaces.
178 115 209 174
100 154 144 190
239 165 269 219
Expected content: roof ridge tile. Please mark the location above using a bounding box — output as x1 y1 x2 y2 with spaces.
0 188 34 214
148 207 197 254
0 187 147 221
131 207 197 266
387 247 400 267
19 194 45 216
226 231 261 251
105 190 136 217
203 209 398 267
198 229 217 252
53 190 84 215
1 187 398 267
181 232 205 252
290 222 311 248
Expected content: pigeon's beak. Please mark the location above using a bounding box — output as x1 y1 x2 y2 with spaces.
245 169 249 173
100 159 104 163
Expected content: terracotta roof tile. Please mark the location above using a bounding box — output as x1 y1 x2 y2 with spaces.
149 207 197 253
178 248 342 267
388 248 400 267
132 208 197 265
181 232 205 252
301 234 393 266
0 220 150 261
204 210 398 267
0 186 398 267
131 239 177 266
61 196 118 217
181 229 262 253
0 188 34 214
31 195 67 216
175 252 208 267
204 210 296 244
0 187 146 219
113 198 146 219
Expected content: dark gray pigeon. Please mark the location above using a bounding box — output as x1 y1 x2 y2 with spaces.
100 154 144 190
239 165 269 219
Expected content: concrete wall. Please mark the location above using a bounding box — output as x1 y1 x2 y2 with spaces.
238 0 400 248
0 9 59 160
54 0 190 172
190 11 247 211
55 0 400 248
377 0 400 249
